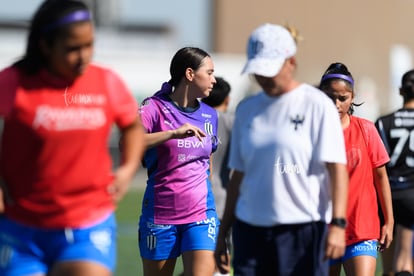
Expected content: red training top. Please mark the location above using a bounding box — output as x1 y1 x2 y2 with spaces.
344 116 390 245
0 64 137 228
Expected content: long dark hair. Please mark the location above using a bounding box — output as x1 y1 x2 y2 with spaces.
168 47 211 87
14 0 92 75
319 62 362 114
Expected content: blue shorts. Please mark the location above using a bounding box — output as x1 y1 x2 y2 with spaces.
330 240 378 265
0 213 116 276
139 211 219 260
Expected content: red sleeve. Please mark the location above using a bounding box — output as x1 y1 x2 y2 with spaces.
363 118 390 168
0 66 18 117
104 68 139 128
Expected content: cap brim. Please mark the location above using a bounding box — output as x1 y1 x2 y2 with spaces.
241 57 285 78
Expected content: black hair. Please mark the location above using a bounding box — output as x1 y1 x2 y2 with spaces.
400 69 414 103
201 77 231 107
13 0 91 74
319 62 362 114
168 47 211 87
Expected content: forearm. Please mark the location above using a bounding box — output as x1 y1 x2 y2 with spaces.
119 118 145 173
145 130 176 148
374 166 394 224
326 162 348 219
219 170 243 237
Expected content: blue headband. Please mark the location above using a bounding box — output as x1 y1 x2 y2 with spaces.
42 10 92 33
321 73 354 86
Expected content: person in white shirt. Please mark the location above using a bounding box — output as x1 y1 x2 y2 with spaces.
214 23 349 276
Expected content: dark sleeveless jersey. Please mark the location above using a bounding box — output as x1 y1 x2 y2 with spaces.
375 108 414 189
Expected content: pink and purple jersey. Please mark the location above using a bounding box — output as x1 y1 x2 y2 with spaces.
139 83 219 224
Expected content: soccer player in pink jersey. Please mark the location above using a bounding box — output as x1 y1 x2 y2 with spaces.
138 47 219 276
0 0 145 275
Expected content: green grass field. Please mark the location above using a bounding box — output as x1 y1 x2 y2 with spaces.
115 188 386 276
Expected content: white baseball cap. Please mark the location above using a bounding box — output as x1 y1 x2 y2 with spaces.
242 23 297 77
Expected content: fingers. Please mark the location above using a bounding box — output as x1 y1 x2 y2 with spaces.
177 123 206 141
107 183 128 202
324 244 345 260
214 251 231 274
185 128 206 141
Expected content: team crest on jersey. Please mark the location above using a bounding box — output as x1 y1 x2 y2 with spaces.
204 120 214 136
290 114 305 130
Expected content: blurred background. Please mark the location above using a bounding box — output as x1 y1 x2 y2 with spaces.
1 0 414 152
1 0 414 120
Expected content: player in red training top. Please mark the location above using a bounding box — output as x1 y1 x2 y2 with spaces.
319 62 394 276
0 1 145 276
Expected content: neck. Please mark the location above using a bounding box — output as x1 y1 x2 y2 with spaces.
169 85 197 108
341 113 350 129
403 100 414 109
214 104 227 112
265 80 301 97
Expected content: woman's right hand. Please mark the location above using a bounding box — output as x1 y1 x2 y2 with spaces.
172 123 206 141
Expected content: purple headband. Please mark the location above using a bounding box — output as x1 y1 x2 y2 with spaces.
321 73 354 87
42 10 92 33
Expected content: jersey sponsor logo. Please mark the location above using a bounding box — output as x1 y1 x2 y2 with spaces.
63 87 106 106
178 153 200 162
201 113 212 119
274 156 302 174
32 105 106 131
177 139 205 148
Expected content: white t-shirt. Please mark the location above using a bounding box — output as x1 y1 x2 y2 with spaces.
229 84 346 227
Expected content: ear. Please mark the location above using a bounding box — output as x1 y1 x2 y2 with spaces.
185 68 195 81
287 56 297 67
224 95 230 106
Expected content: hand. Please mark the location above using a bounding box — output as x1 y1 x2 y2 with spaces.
172 123 206 141
107 165 135 202
0 179 13 213
324 225 346 260
214 234 231 274
378 222 394 251
0 188 4 213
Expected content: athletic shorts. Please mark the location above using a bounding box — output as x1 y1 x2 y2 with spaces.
138 211 219 260
392 190 414 228
232 219 329 276
330 239 378 265
0 213 116 276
